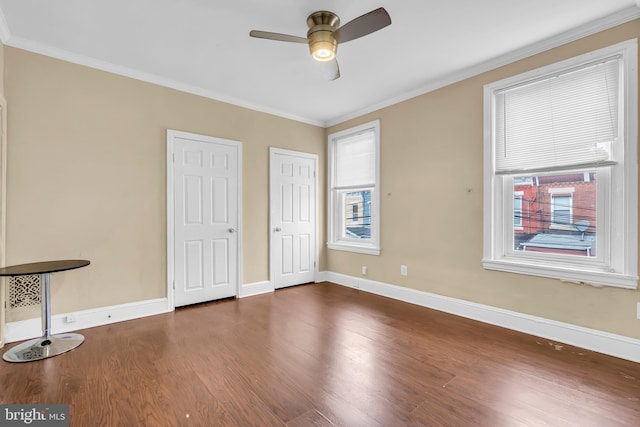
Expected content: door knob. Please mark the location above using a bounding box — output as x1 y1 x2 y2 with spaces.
228 227 237 233
274 227 282 232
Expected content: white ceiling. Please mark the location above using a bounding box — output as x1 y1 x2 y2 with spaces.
0 0 638 126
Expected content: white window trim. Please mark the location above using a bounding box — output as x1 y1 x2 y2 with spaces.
482 40 638 289
548 187 575 195
327 120 381 255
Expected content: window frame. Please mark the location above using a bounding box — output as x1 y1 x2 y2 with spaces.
327 120 381 255
482 40 638 289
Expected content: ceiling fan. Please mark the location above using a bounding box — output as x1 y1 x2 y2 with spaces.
249 7 391 81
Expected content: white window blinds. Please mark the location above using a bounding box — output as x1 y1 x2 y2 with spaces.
335 130 376 187
494 56 620 174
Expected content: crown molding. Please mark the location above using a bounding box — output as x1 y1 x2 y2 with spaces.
325 5 640 127
4 35 325 127
2 5 638 129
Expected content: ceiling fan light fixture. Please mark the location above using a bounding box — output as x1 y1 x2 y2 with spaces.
249 7 391 79
308 31 337 61
310 39 336 61
307 11 339 62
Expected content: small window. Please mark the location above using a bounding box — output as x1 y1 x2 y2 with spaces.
551 195 572 225
328 120 380 255
514 193 523 229
483 40 638 289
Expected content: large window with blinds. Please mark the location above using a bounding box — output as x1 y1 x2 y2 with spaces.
328 120 380 255
482 40 638 289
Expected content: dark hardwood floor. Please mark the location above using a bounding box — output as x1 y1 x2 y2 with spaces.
0 282 638 426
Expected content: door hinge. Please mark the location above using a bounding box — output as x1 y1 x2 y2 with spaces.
172 280 175 290
172 153 175 163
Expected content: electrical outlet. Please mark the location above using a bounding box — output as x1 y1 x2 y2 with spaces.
66 313 77 323
361 266 368 275
400 265 408 276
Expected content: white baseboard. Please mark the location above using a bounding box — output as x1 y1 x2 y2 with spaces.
321 271 640 363
4 298 172 343
238 280 273 298
7 273 638 363
5 280 275 342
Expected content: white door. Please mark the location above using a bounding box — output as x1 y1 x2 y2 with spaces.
270 148 317 289
168 130 241 307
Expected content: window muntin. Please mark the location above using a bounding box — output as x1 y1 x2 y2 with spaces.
328 121 380 255
483 40 637 289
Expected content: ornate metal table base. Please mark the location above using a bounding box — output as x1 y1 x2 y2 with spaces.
0 260 90 363
3 333 84 362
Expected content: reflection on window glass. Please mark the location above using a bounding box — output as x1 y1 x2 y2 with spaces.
343 190 372 239
513 172 596 257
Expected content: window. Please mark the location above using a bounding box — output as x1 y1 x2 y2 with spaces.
328 120 380 255
514 192 523 229
483 40 638 289
351 203 358 223
551 194 572 225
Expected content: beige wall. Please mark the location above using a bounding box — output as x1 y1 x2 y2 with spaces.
0 40 4 96
327 20 640 339
4 19 640 341
0 40 4 347
4 47 325 321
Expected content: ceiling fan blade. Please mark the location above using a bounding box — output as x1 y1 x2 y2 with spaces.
249 30 308 43
321 58 340 81
333 7 391 44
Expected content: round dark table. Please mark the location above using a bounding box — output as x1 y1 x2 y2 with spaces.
0 259 90 362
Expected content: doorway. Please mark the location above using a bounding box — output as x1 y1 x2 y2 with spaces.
167 130 242 307
269 148 318 289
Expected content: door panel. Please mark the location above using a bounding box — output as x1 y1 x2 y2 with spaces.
299 234 310 272
213 238 229 284
212 177 228 223
281 235 294 275
172 133 239 307
184 240 204 290
184 175 203 224
270 149 317 289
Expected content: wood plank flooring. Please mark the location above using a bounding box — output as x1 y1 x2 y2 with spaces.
0 282 638 426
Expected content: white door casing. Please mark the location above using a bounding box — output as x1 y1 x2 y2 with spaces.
167 130 242 307
270 148 317 289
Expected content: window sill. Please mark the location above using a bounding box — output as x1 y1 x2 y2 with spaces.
327 242 381 256
549 224 575 231
482 258 638 289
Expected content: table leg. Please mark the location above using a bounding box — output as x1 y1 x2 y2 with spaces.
41 273 51 338
3 273 85 362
